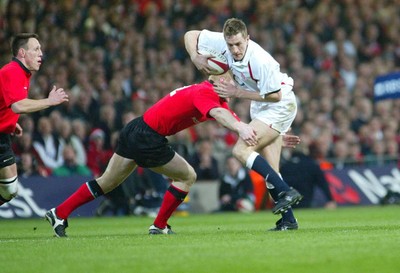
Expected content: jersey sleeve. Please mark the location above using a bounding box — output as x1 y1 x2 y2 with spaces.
1 69 27 107
198 30 227 53
220 100 240 121
192 88 223 118
257 61 282 97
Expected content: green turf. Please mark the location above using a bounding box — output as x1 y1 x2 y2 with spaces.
1 206 400 273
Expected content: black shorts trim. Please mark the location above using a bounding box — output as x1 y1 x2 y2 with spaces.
0 134 16 168
115 117 175 168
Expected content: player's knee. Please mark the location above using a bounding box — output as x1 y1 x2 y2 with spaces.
0 176 19 202
186 168 197 186
232 145 247 164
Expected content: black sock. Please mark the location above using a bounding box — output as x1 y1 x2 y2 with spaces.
250 155 290 193
87 179 104 198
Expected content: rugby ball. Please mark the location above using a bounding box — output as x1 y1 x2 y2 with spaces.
197 47 229 75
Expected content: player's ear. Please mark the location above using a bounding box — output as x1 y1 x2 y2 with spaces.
18 48 26 58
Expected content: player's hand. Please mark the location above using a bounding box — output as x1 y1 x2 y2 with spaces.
48 85 69 105
237 122 258 146
192 53 217 74
12 123 23 137
213 79 239 98
282 134 300 148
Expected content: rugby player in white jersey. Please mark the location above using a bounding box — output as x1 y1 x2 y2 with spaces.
185 18 302 231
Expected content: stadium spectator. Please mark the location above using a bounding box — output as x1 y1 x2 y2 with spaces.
331 140 350 170
0 33 68 206
86 128 113 178
71 118 89 147
52 144 92 177
95 104 117 150
218 155 255 212
32 116 64 171
17 152 47 178
12 132 50 177
188 138 220 180
280 146 337 209
58 118 87 166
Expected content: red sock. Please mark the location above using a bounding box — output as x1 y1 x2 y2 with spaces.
153 185 188 229
56 183 95 219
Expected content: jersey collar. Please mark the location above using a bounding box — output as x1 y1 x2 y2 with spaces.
12 57 32 76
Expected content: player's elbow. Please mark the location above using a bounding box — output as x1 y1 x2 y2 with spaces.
265 90 282 102
184 30 200 44
209 108 224 119
11 102 25 114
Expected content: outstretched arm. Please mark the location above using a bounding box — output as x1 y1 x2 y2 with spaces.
11 85 69 114
209 107 257 146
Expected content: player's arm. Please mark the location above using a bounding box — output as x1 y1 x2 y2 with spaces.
214 80 282 102
11 85 68 114
209 107 257 146
184 30 215 74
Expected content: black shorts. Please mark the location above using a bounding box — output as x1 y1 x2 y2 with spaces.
115 117 175 168
0 134 16 168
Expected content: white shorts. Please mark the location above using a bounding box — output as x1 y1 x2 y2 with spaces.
250 84 297 134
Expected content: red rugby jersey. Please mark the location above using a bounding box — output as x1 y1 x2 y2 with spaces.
0 59 31 134
143 81 238 136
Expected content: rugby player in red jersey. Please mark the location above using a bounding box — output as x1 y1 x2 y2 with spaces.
0 33 69 206
45 72 259 237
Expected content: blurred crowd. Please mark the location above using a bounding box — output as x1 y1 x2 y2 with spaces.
0 0 399 185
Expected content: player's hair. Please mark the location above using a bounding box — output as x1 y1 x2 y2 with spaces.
209 70 233 83
223 18 248 38
11 33 39 57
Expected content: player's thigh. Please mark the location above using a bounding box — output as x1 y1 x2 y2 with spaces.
150 152 196 183
250 119 280 148
232 119 279 163
261 136 283 172
97 153 137 192
234 119 280 157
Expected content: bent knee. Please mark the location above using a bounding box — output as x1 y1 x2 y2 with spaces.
185 168 197 186
0 176 19 201
232 145 249 164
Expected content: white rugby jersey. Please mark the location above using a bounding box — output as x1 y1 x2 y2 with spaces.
198 30 297 133
198 30 293 97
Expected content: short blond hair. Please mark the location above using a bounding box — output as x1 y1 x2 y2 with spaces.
223 18 248 38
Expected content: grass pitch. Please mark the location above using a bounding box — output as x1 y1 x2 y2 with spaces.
1 206 399 273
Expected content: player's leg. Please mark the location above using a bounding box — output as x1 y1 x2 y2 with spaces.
261 137 298 230
233 119 302 214
0 134 19 206
233 119 291 195
0 163 19 206
148 152 196 234
46 153 137 237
